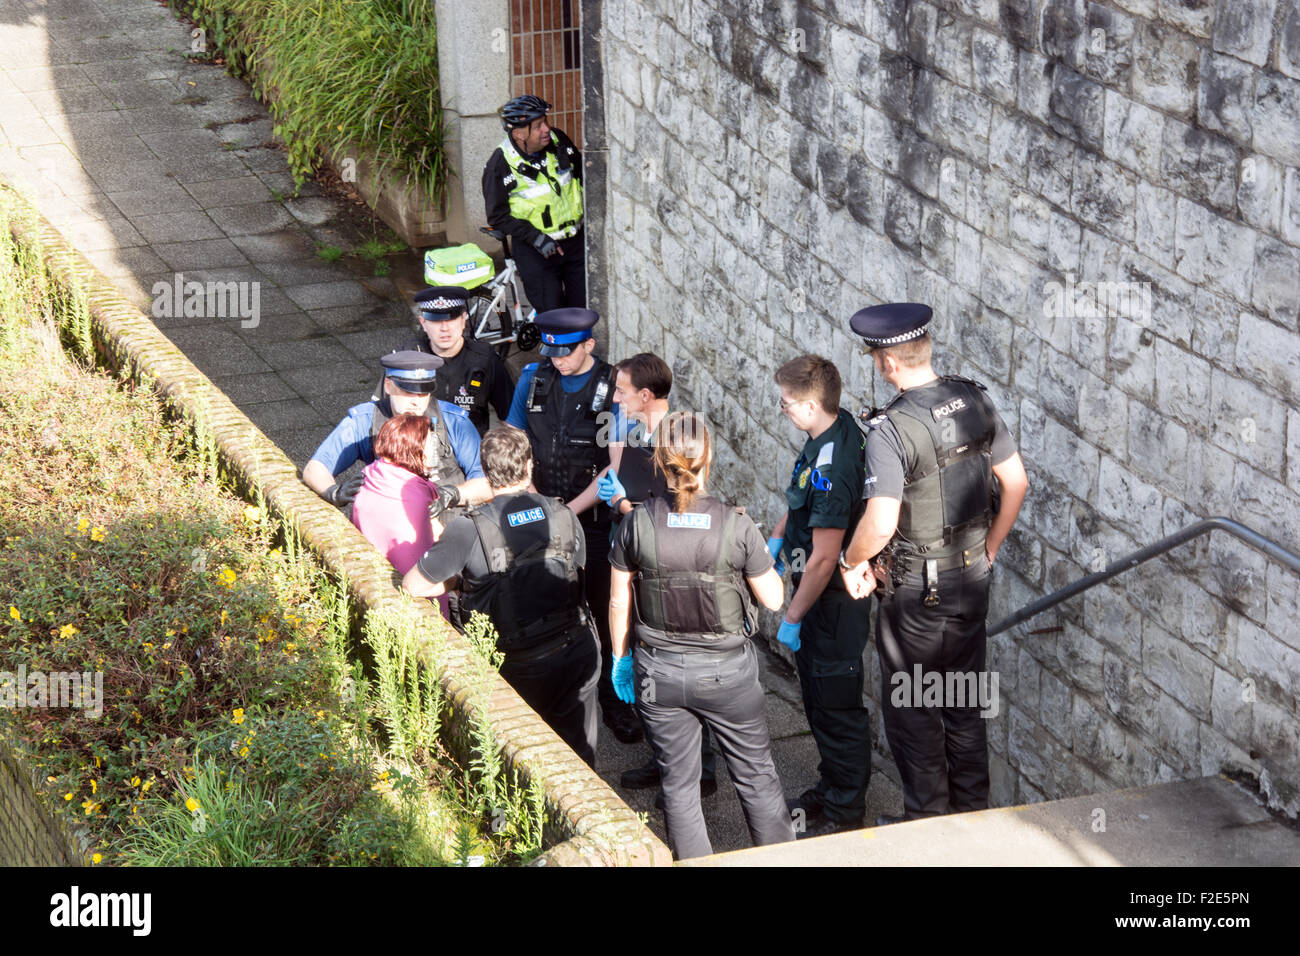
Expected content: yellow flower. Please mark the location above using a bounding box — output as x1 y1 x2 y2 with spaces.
130 776 141 787
64 792 73 801
231 708 245 725
92 853 102 864
90 779 97 795
185 797 200 813
218 567 236 588
77 517 89 533
59 624 78 639
142 779 153 793
69 552 76 560
165 628 176 637
220 609 228 627
243 506 263 524
9 606 20 621
90 526 106 542
238 746 249 758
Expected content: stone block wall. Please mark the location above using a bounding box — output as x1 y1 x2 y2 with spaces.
599 0 1300 814
0 735 87 866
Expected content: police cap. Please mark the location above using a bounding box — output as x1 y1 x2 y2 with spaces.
848 303 933 349
381 350 444 394
536 307 600 357
414 286 469 321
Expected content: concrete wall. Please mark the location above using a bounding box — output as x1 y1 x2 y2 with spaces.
0 735 87 866
598 0 1300 815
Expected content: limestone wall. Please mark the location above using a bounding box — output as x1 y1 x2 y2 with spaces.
598 0 1300 814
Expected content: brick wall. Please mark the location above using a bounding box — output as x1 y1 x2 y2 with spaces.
599 0 1300 815
0 734 87 866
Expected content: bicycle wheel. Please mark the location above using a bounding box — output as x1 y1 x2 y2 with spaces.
465 287 514 360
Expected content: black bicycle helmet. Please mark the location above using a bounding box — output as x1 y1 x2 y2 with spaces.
499 94 551 131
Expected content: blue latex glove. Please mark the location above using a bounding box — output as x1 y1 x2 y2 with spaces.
611 653 635 704
767 535 785 575
598 470 626 506
777 619 802 653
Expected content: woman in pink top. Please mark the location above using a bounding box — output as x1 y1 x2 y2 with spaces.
351 413 451 618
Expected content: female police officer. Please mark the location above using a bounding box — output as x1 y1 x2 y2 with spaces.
607 411 794 859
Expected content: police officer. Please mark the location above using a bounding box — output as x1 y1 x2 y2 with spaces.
609 412 793 859
481 94 585 312
397 286 515 437
841 303 1029 821
303 351 491 513
504 308 642 743
402 426 599 767
596 354 718 798
770 354 872 839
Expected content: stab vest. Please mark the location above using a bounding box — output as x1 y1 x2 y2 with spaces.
873 376 998 556
426 336 494 436
525 361 616 516
500 132 583 240
454 494 585 650
370 396 466 487
617 429 670 507
629 496 757 641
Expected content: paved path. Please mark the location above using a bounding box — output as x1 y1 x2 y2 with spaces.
0 0 905 858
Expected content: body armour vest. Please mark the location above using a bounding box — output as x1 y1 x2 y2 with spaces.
454 494 584 650
618 437 670 506
500 132 583 240
875 376 998 556
370 397 466 487
525 361 616 515
426 337 494 435
629 496 756 640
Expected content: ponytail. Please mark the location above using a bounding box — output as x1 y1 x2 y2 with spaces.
653 411 712 513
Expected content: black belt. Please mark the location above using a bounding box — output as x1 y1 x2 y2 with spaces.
636 641 746 664
896 547 985 574
504 624 585 663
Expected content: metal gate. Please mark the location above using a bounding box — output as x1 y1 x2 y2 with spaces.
510 0 583 147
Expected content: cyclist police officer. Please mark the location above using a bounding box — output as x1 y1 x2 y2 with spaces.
505 308 642 744
482 95 585 312
400 285 516 437
402 426 599 766
841 303 1029 821
303 351 490 514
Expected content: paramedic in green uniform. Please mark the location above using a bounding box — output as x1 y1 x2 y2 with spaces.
768 354 871 839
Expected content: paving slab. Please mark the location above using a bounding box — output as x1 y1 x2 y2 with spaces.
683 775 1300 866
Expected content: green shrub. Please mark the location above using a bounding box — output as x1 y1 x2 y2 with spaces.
174 0 447 203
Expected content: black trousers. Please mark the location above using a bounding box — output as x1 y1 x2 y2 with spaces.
584 522 633 716
513 231 586 312
634 641 794 859
500 622 600 768
875 557 992 818
794 586 873 823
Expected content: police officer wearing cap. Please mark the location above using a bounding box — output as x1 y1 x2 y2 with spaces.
770 354 872 839
303 351 491 514
402 426 599 767
608 411 793 859
482 94 585 313
393 286 515 437
505 308 642 743
841 303 1029 821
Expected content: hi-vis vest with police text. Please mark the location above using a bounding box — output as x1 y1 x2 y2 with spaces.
629 496 756 640
500 132 583 240
525 361 616 513
869 376 998 556
370 397 466 487
455 494 585 650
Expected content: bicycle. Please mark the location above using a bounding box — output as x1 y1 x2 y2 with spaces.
422 227 541 361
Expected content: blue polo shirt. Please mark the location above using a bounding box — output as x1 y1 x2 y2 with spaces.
505 362 622 432
309 399 484 480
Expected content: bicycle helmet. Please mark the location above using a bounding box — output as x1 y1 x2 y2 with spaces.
499 94 551 131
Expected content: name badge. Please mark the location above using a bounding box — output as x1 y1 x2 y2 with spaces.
507 508 546 527
667 513 711 529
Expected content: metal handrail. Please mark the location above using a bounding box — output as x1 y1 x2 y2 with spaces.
988 517 1300 637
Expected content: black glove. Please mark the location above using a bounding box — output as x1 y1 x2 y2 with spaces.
532 234 558 258
427 483 462 520
323 473 363 507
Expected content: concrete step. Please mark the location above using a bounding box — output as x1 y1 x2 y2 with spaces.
680 775 1300 866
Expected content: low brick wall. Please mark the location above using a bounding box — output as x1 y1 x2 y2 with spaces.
2 183 670 867
0 735 90 867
